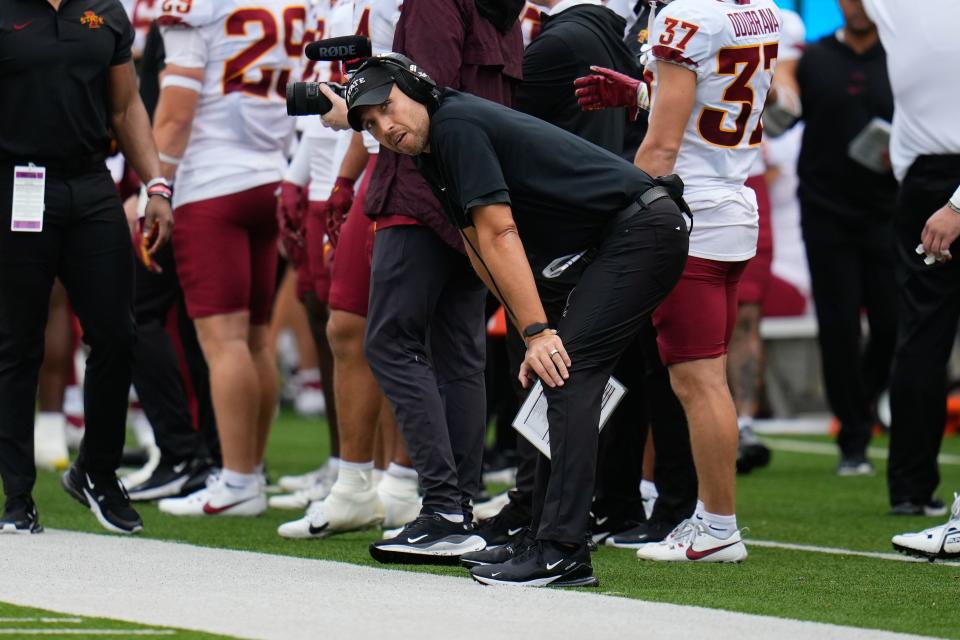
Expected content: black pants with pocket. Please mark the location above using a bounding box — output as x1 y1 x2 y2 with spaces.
0 161 135 500
131 243 219 466
365 225 488 518
528 197 689 544
888 154 960 506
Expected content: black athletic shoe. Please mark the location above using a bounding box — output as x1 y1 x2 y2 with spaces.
461 531 534 568
62 465 143 535
470 540 599 588
890 498 947 517
476 501 530 547
604 519 676 549
126 457 213 502
0 496 43 534
370 513 486 565
589 513 641 544
736 424 771 474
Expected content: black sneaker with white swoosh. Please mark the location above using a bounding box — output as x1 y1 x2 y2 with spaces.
475 499 531 548
62 464 143 535
369 513 486 565
470 540 598 587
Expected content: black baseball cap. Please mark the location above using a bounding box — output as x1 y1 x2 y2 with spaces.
345 64 396 132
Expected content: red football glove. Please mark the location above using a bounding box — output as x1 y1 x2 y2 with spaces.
325 176 355 248
574 66 646 120
276 181 308 267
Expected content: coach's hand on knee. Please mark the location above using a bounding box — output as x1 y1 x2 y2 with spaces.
520 330 571 389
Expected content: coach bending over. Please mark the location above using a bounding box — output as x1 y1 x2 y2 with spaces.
345 55 689 587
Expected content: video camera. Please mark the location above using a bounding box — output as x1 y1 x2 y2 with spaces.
286 36 372 116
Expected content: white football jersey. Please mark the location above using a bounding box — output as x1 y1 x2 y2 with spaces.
520 2 543 48
159 0 306 207
647 0 781 260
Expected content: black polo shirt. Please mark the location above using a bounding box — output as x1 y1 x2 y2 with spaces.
0 0 134 161
416 89 657 257
795 34 898 221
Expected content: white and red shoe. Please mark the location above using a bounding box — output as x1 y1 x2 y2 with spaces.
158 473 266 517
636 519 747 563
892 493 960 561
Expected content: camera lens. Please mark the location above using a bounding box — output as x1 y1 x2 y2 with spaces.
286 82 334 116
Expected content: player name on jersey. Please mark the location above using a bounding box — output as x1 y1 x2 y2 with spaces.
728 7 780 38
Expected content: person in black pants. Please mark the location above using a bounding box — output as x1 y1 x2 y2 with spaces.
477 0 696 549
347 60 688 586
790 0 899 474
0 0 172 535
124 21 219 501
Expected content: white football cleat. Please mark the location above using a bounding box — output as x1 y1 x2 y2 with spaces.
892 493 960 561
158 473 266 517
278 460 336 493
269 473 335 510
277 483 384 539
636 519 747 563
34 412 69 471
377 472 421 529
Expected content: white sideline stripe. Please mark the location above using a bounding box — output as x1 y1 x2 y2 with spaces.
0 618 83 623
0 530 940 640
764 438 960 465
0 631 174 636
750 539 960 567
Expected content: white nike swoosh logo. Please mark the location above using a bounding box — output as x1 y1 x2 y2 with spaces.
491 572 502 577
407 535 429 543
546 560 563 570
507 528 524 536
596 516 608 526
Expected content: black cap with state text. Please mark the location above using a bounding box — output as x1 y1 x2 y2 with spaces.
345 65 397 132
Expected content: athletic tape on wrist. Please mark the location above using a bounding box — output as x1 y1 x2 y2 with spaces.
950 184 960 212
158 152 181 166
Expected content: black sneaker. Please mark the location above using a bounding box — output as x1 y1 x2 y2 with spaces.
62 465 143 534
890 497 947 517
605 519 676 549
589 513 641 545
369 513 486 565
461 530 533 568
736 424 771 474
470 540 599 588
0 496 43 534
476 501 530 547
126 457 212 502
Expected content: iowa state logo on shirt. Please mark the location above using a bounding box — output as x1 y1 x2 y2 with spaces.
80 11 105 29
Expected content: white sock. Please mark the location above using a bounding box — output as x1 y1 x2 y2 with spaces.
327 457 340 470
701 511 738 540
640 479 658 499
694 500 706 521
336 463 374 492
386 463 418 480
737 416 753 431
221 469 258 490
438 513 464 523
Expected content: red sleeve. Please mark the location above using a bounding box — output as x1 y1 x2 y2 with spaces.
394 0 465 88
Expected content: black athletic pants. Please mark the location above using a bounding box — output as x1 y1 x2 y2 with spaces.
888 155 960 506
365 225 487 518
800 199 898 458
0 161 135 500
132 243 219 465
529 198 689 544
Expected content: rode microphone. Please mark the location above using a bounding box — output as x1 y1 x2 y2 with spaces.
304 36 372 61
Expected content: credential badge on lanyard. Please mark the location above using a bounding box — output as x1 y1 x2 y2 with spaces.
11 163 45 232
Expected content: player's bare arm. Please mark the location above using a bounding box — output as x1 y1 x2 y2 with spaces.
464 204 571 389
152 64 203 181
109 60 173 253
634 61 697 178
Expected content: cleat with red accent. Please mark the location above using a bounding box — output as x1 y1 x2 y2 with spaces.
636 519 747 563
158 473 266 517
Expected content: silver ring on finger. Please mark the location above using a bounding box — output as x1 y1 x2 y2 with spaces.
549 349 560 357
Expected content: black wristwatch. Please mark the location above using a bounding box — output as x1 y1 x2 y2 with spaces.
522 322 551 339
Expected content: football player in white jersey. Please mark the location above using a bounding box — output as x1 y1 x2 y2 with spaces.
150 0 306 517
576 0 782 562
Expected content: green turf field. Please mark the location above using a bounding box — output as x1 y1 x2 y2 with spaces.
0 601 231 639
17 412 960 639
